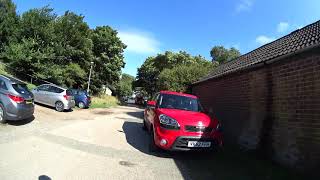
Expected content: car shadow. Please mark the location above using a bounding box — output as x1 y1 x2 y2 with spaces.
35 103 74 112
122 121 178 158
121 120 307 180
7 115 35 126
122 120 226 179
126 111 144 119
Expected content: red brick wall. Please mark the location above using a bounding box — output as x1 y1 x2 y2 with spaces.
192 48 320 172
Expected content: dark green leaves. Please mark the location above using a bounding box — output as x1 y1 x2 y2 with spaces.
0 1 126 94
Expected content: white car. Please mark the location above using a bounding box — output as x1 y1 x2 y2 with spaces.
126 97 135 104
32 84 75 112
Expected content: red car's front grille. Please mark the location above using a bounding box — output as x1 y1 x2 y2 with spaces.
185 125 213 133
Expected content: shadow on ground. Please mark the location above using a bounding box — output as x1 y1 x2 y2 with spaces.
126 111 144 119
35 103 73 112
122 120 310 180
38 175 51 180
6 115 35 126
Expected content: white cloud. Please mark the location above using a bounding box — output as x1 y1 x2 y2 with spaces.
256 35 275 45
277 22 289 33
118 30 160 54
235 0 254 13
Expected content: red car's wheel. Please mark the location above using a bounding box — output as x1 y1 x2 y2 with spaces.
149 129 160 152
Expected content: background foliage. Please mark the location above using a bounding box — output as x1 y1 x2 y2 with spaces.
210 46 241 64
0 0 126 94
116 73 134 98
135 51 216 95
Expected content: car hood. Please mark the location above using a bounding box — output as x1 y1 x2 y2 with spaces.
157 108 213 127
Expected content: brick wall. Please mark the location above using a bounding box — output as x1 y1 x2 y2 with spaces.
192 48 320 173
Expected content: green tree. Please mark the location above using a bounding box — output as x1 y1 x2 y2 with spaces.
210 46 241 64
90 26 126 93
135 51 212 95
2 7 57 81
158 62 213 93
116 73 134 98
0 0 19 51
54 11 93 67
1 3 126 94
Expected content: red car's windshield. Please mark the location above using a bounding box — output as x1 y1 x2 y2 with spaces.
158 94 203 112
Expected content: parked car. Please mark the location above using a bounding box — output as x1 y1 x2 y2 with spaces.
32 84 75 112
68 89 91 109
143 91 223 151
126 97 135 104
0 75 34 123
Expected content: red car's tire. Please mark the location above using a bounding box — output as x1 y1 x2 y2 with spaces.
142 120 147 131
149 129 159 152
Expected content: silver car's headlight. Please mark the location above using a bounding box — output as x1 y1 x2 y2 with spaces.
159 114 180 130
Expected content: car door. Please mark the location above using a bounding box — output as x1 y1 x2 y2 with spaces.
0 79 9 106
47 86 64 106
35 85 50 104
147 93 159 128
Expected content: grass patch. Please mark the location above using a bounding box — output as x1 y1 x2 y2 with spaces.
90 95 120 108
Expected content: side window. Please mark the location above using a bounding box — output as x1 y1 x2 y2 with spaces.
155 94 161 106
49 86 64 93
0 80 8 90
38 85 50 91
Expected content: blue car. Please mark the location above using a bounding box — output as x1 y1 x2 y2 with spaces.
68 89 91 109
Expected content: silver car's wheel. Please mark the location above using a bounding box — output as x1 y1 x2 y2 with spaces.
0 104 6 123
78 102 85 109
55 101 64 112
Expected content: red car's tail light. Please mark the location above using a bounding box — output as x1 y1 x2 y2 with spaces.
8 94 24 103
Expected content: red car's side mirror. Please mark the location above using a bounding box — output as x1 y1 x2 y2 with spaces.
147 100 156 107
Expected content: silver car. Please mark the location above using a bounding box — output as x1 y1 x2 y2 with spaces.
32 84 75 112
0 75 34 123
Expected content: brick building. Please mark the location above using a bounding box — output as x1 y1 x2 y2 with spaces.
192 20 320 172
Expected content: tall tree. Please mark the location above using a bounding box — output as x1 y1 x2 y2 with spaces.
135 51 212 95
1 4 126 94
210 46 241 64
0 0 19 51
2 6 57 80
90 26 126 92
158 62 214 93
116 73 134 98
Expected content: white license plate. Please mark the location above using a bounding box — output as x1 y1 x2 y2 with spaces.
187 141 211 148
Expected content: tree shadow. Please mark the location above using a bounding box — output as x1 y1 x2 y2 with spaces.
7 115 35 126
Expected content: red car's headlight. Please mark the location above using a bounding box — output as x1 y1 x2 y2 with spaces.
159 114 180 130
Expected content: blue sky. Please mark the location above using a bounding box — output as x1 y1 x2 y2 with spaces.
14 0 320 76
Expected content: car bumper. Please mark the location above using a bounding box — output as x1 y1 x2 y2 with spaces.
6 106 35 121
154 126 223 151
64 100 75 110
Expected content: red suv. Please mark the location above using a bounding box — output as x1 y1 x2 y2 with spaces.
143 91 223 151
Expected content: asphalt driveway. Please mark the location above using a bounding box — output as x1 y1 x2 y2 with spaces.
0 105 305 180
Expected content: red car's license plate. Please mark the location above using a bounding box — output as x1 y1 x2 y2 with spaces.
187 141 211 147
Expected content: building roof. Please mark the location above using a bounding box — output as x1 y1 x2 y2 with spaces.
195 20 320 84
